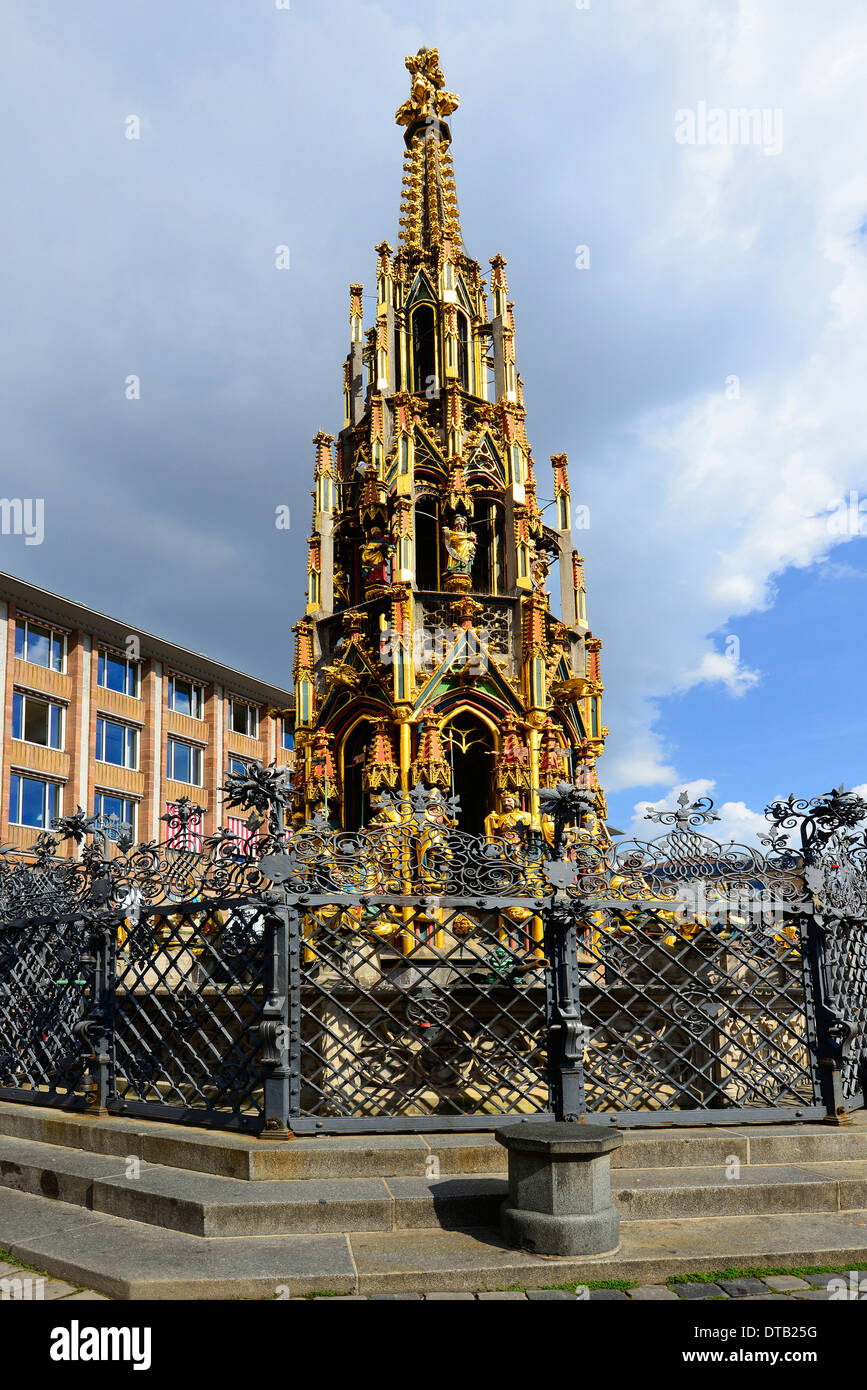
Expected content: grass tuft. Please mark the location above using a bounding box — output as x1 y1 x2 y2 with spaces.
668 1262 867 1285
542 1278 636 1292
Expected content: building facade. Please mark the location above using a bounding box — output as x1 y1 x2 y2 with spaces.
292 48 608 834
0 573 294 855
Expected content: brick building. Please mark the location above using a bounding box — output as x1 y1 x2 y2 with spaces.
0 572 294 855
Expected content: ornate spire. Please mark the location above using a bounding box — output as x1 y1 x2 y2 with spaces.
362 719 400 793
538 720 569 788
494 715 531 794
396 47 463 251
410 716 451 790
291 52 608 835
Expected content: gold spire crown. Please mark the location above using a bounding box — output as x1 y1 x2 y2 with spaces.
396 48 462 251
395 47 459 130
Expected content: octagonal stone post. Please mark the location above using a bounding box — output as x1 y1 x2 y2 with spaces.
496 1122 623 1257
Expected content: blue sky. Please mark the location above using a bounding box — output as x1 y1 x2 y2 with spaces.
1 0 865 840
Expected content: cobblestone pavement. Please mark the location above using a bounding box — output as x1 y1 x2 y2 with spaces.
298 1273 861 1300
1 1256 860 1301
0 1258 107 1299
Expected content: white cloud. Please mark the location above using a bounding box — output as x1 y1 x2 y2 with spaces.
586 0 867 793
620 778 770 847
674 649 761 697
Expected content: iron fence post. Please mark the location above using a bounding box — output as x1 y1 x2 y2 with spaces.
803 908 852 1125
259 903 292 1137
544 886 586 1122
73 913 115 1116
287 903 302 1123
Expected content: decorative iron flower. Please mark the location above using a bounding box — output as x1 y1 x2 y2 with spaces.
538 782 597 824
814 786 867 829
221 760 293 829
51 806 99 845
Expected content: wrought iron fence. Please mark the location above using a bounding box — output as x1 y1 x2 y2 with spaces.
0 913 90 1106
288 899 550 1128
112 898 270 1130
0 778 864 1132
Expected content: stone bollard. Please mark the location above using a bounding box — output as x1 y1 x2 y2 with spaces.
496 1122 623 1257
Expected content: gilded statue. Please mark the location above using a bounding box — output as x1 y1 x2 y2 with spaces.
442 514 476 586
360 527 394 588
484 793 534 847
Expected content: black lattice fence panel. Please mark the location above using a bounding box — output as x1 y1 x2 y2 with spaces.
291 898 550 1128
576 906 822 1122
111 899 269 1130
0 915 90 1105
823 919 867 1107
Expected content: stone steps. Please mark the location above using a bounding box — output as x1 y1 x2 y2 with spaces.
3 1184 867 1299
0 1102 865 1181
1 1103 866 1296
0 1130 864 1236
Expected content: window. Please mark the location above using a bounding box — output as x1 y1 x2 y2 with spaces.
167 738 202 786
97 650 140 697
14 619 65 673
164 800 203 852
470 503 506 597
412 305 437 394
456 312 470 390
281 719 294 752
479 329 495 402
414 496 440 591
393 326 402 390
228 700 258 738
227 755 256 778
167 675 204 719
9 773 60 828
12 692 63 749
590 698 600 738
93 792 136 840
96 716 138 769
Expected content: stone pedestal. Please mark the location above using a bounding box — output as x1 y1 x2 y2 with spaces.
496 1122 623 1257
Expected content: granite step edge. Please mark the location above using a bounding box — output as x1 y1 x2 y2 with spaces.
6 1187 867 1299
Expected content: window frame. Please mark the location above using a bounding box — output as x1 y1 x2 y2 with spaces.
9 772 61 828
97 649 141 699
227 754 259 779
166 737 203 787
14 618 66 673
95 715 139 770
12 691 64 749
167 674 205 720
93 791 137 840
227 699 258 739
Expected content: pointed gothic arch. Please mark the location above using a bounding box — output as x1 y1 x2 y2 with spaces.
411 304 438 394
465 431 506 485
438 706 498 835
339 716 374 831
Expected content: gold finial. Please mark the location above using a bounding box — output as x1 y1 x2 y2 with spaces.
395 46 459 129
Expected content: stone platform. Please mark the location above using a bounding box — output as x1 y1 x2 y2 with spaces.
0 1103 865 1299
